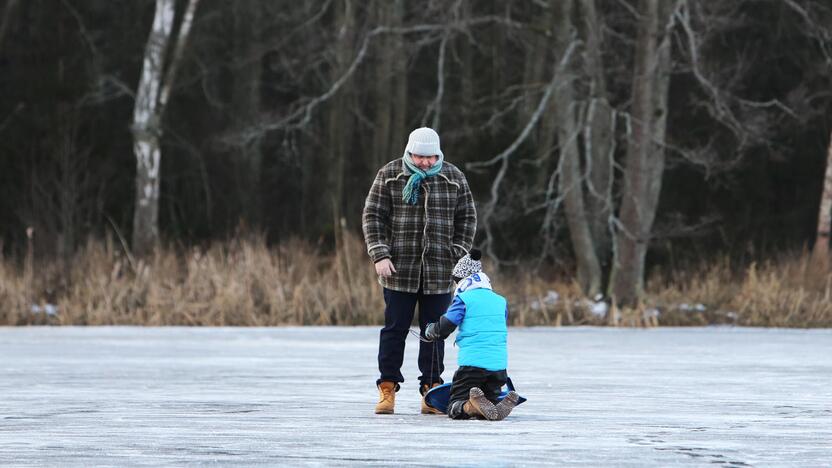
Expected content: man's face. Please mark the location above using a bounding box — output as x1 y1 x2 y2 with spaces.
410 153 438 171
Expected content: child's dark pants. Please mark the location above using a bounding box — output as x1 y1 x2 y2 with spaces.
377 287 452 388
447 366 508 419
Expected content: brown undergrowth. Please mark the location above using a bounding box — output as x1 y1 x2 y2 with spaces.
2 235 830 327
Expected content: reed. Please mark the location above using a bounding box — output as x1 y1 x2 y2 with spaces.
2 236 830 327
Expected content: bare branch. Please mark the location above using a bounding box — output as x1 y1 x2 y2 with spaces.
676 0 797 145
60 0 101 67
468 37 582 264
467 38 581 170
783 0 832 66
235 15 526 145
613 0 641 20
422 31 449 130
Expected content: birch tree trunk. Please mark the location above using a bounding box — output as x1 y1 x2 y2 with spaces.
132 0 176 257
812 130 832 264
609 0 677 306
132 0 199 256
552 0 603 296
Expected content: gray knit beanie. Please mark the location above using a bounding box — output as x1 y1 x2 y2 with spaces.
404 127 443 158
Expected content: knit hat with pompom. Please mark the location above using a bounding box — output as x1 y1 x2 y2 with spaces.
451 248 482 281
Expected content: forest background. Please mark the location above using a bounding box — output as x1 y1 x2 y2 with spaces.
1 0 831 327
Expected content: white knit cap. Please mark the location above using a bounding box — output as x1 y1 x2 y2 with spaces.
405 127 443 158
452 249 482 280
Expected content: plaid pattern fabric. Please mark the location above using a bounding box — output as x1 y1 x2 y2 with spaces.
363 159 477 294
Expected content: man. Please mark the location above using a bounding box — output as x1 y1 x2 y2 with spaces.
362 127 476 415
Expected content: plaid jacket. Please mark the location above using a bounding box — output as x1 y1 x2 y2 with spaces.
362 159 477 294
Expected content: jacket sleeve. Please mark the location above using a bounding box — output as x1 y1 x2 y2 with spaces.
362 169 392 263
443 295 467 325
425 296 466 340
426 315 458 341
452 171 476 260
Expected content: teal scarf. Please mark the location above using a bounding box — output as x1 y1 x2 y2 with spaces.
402 153 443 205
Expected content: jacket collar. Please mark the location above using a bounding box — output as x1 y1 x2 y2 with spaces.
454 272 492 296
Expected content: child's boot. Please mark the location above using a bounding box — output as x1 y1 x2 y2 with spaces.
493 391 520 421
463 387 498 420
420 383 443 414
375 381 396 414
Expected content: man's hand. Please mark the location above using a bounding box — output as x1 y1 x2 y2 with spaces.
374 258 397 277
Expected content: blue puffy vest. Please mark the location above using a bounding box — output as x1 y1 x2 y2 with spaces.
455 288 507 371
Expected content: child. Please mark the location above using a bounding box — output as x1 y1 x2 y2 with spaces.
424 249 520 420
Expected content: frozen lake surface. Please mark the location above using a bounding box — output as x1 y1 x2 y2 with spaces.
1 326 830 466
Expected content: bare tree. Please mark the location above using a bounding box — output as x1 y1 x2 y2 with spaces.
132 0 200 256
326 0 357 224
230 1 263 227
609 0 680 306
526 3 559 193
2 0 831 279
813 130 832 264
370 0 406 169
579 0 616 285
551 0 603 296
509 0 617 296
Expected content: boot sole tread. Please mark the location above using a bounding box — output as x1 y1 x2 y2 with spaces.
493 391 520 421
468 388 499 421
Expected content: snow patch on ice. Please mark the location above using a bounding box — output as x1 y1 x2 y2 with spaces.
590 300 609 318
29 303 58 316
529 290 559 310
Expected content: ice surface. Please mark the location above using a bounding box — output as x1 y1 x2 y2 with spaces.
1 326 830 466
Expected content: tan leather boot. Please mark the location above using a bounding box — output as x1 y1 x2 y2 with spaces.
463 387 498 420
375 381 396 414
420 383 443 414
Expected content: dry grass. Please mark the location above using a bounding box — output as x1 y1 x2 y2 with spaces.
1 232 384 326
647 253 832 327
2 235 831 327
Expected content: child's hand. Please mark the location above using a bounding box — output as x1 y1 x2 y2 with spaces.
424 322 441 341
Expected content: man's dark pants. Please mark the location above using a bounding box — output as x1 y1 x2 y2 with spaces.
447 366 508 419
377 287 452 389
